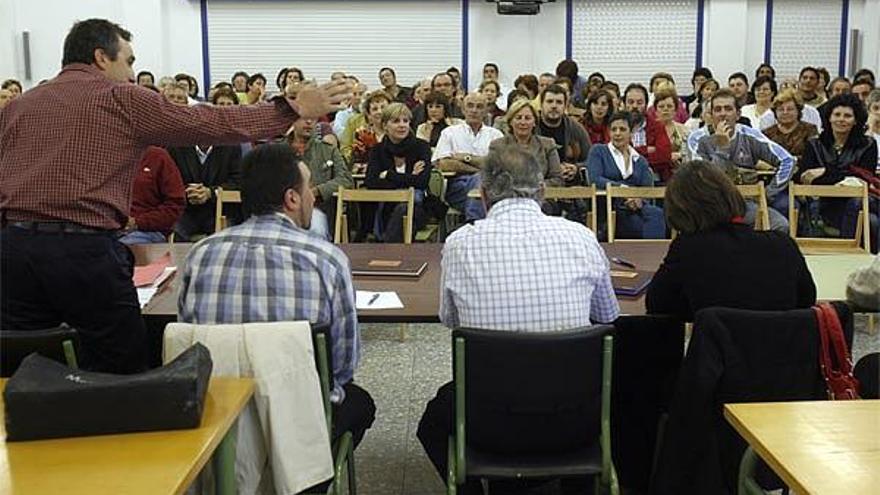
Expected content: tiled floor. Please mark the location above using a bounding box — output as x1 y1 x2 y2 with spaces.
352 316 880 495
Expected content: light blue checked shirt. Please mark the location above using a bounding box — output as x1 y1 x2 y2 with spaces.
178 213 359 402
439 198 620 331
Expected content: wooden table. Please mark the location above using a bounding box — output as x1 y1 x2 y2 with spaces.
135 241 672 323
804 253 875 302
0 377 254 495
724 400 880 494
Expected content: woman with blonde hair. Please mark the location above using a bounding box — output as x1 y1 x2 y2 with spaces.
489 99 563 187
364 103 432 242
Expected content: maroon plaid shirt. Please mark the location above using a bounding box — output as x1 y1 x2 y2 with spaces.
0 64 297 229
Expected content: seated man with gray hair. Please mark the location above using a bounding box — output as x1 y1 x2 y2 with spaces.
417 143 620 493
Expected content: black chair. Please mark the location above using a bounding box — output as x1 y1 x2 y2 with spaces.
446 326 619 495
855 352 880 399
1 325 80 377
611 315 685 492
308 323 357 495
653 303 854 494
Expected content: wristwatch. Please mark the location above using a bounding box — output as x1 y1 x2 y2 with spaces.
463 154 471 163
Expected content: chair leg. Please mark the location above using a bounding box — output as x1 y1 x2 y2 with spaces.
346 437 357 495
398 323 407 342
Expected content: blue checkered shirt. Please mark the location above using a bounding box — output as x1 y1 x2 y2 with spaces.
178 213 359 402
439 198 620 331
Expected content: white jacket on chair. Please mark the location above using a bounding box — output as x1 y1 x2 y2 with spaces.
164 321 333 495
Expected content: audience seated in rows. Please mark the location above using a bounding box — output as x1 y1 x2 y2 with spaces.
177 144 376 474
646 160 817 320
411 72 463 131
797 93 879 250
341 90 389 172
365 103 432 242
646 72 689 124
653 83 690 168
418 143 619 494
587 111 666 239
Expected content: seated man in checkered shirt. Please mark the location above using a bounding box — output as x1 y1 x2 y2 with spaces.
417 143 620 493
178 143 375 459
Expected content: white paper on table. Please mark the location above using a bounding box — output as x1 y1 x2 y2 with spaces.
355 290 404 310
137 288 158 308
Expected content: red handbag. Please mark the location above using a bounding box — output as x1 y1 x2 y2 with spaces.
813 303 860 400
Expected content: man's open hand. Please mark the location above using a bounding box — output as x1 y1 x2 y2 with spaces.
289 80 353 119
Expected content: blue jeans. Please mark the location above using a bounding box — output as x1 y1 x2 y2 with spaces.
118 230 167 245
615 203 666 239
841 197 880 253
444 174 485 221
744 201 789 233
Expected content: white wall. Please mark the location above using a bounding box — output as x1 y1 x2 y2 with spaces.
1 0 877 93
466 1 566 91
0 0 202 90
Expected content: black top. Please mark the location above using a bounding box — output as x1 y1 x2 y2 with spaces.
797 134 878 184
539 119 567 152
365 134 432 190
646 223 817 321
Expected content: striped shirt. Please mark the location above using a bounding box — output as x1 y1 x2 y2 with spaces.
178 213 359 402
439 198 620 331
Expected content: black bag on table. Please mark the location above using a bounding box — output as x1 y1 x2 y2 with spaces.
4 343 212 441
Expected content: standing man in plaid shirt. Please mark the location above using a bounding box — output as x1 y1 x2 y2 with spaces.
417 144 620 493
0 19 351 373
178 143 375 454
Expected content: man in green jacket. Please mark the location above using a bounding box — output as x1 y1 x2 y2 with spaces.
287 118 353 239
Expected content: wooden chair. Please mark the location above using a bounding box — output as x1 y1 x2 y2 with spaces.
334 186 415 244
736 183 770 231
414 168 445 243
544 185 599 231
213 188 242 233
605 186 671 242
788 183 871 254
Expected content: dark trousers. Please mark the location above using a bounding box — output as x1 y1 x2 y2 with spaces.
382 203 427 243
417 382 592 495
0 227 148 373
302 382 376 494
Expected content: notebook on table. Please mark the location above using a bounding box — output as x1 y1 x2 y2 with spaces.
351 258 428 278
611 270 654 296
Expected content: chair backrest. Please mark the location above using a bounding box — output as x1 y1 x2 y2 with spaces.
1 326 80 377
605 185 671 242
333 186 415 243
214 188 242 232
453 325 613 454
735 183 770 231
545 185 599 231
854 352 879 399
788 183 871 253
310 323 334 430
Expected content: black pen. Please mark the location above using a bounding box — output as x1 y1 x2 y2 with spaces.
611 257 636 269
367 293 380 306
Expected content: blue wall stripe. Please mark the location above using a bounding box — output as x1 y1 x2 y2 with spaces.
462 0 469 91
838 0 849 76
763 0 773 64
565 0 573 60
695 0 705 68
200 0 211 98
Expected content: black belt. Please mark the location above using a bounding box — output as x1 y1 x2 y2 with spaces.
7 221 118 235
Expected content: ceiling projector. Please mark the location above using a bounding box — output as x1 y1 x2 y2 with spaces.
487 1 555 15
